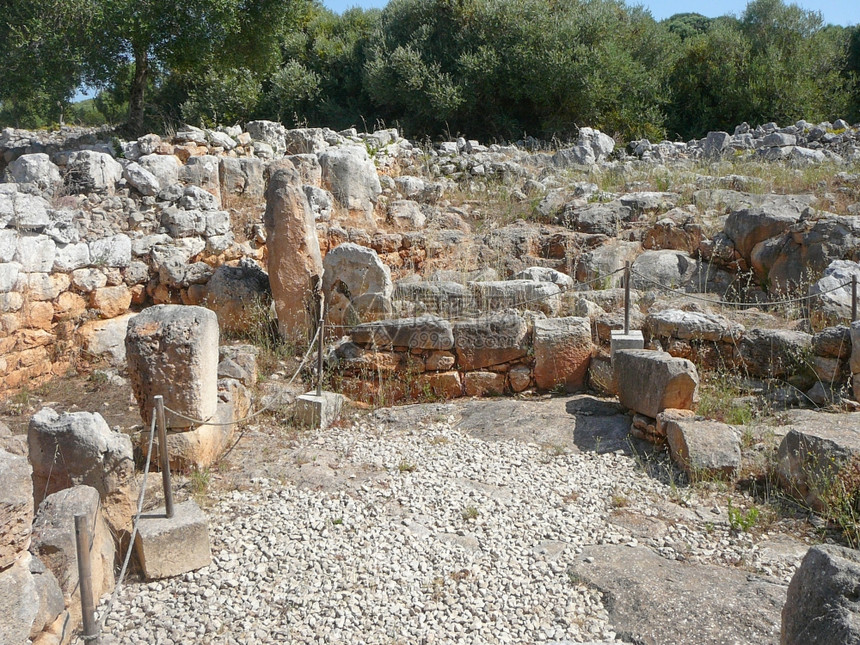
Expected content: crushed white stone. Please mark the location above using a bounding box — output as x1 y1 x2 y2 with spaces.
95 414 800 644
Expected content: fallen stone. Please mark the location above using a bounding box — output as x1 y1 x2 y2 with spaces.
665 418 741 478
782 544 860 645
776 410 860 510
533 317 592 392
134 500 212 580
126 305 220 429
615 349 699 418
28 408 134 521
646 309 744 342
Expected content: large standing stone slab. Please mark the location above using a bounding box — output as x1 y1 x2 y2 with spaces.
453 311 529 371
533 316 592 391
782 544 860 645
30 486 115 626
323 242 393 327
126 305 219 428
265 167 323 342
615 349 699 418
665 418 741 478
0 448 33 569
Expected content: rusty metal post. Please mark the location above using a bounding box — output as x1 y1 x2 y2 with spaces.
852 275 857 322
624 261 631 335
316 315 325 397
75 514 99 643
154 396 174 519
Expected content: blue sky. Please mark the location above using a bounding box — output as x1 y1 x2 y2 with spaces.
322 0 860 26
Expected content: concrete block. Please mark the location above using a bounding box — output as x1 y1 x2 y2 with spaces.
610 330 644 357
134 500 211 580
295 391 344 429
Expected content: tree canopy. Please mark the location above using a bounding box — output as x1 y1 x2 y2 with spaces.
1 0 857 140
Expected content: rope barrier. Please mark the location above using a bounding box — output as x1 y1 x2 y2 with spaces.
628 269 852 309
96 413 157 632
162 324 322 427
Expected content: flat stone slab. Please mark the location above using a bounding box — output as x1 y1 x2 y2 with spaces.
296 391 344 430
569 545 786 644
134 500 211 580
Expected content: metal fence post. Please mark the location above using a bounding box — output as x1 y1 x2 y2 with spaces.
154 396 174 519
316 307 325 397
75 514 99 643
624 261 631 335
852 275 857 323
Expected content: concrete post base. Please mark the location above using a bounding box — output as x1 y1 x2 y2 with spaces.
295 391 344 430
134 500 211 580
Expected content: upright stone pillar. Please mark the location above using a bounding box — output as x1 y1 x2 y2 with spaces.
125 305 219 428
265 166 323 342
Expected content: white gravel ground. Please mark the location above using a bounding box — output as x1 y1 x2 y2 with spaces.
96 412 803 644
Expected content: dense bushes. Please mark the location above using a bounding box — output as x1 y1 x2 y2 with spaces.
1 0 857 140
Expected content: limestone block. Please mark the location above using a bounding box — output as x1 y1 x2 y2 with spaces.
0 553 39 645
665 418 741 478
30 486 115 626
126 305 219 428
323 243 393 327
89 233 132 268
0 448 33 569
265 167 323 342
471 280 561 316
138 153 180 189
28 554 64 640
123 161 160 196
318 145 381 218
464 371 506 397
0 229 17 263
533 316 592 392
508 365 532 393
15 235 55 272
134 500 212 580
90 284 132 318
425 351 456 372
8 153 61 193
53 242 90 272
28 408 134 520
0 262 19 293
453 311 529 371
416 371 462 399
350 315 453 350
295 391 345 429
776 411 860 510
64 150 122 194
615 349 699 418
782 545 860 645
76 313 134 366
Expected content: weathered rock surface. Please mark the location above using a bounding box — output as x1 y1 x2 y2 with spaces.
453 311 529 370
615 349 699 418
665 418 741 478
28 408 134 518
776 410 860 510
0 448 33 569
0 553 39 645
323 242 393 327
350 315 453 350
647 309 744 342
533 316 592 391
318 145 381 220
126 304 220 428
266 169 323 342
30 486 115 626
782 544 860 645
568 545 785 645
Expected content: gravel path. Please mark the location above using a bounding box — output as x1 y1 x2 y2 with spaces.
96 404 805 644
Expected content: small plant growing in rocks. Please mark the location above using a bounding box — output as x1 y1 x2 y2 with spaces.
461 505 478 521
727 499 759 532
